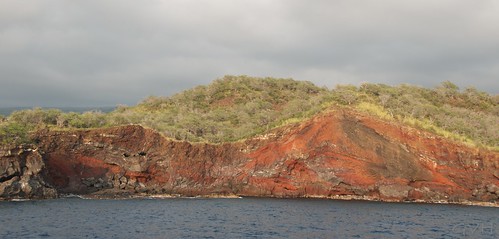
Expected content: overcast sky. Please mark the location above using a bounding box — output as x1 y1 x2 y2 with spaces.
1 0 498 107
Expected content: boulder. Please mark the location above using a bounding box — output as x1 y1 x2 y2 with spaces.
0 146 56 199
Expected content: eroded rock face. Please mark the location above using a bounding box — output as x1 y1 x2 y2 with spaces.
1 110 498 204
378 185 413 199
0 146 57 199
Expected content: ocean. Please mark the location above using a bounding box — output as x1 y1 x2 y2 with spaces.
0 198 497 238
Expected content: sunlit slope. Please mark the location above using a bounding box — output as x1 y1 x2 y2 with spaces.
1 75 497 148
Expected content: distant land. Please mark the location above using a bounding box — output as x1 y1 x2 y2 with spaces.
1 76 497 206
0 106 116 116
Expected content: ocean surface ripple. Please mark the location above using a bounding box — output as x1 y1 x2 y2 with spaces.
0 198 497 239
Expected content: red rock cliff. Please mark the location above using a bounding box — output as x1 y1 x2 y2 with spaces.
2 110 498 203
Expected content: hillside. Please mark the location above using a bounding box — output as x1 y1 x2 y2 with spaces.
1 75 497 149
107 76 330 143
1 76 498 204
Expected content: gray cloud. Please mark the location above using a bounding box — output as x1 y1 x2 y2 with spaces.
1 0 498 107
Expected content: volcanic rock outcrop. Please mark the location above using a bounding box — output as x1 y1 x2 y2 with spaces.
0 146 57 199
1 110 498 204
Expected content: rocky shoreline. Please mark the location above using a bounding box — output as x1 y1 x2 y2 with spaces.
3 192 498 208
1 111 498 206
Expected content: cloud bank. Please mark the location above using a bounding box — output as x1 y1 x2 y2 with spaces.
1 0 498 107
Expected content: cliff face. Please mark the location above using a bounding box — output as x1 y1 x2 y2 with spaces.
1 110 498 203
0 146 57 199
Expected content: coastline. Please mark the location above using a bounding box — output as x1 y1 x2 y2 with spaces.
2 110 497 208
3 193 497 208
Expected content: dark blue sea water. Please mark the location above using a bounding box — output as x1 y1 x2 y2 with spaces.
0 198 497 239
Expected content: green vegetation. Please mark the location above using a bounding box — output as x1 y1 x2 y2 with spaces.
1 76 497 149
0 108 107 145
0 122 31 145
354 81 498 148
106 76 332 142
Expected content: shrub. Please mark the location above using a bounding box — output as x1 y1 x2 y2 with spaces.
0 122 32 145
1 77 496 149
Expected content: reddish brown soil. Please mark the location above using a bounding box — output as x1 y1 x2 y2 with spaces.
3 109 498 203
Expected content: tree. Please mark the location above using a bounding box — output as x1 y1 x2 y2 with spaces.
0 122 31 145
437 81 460 99
379 94 391 108
332 85 358 105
